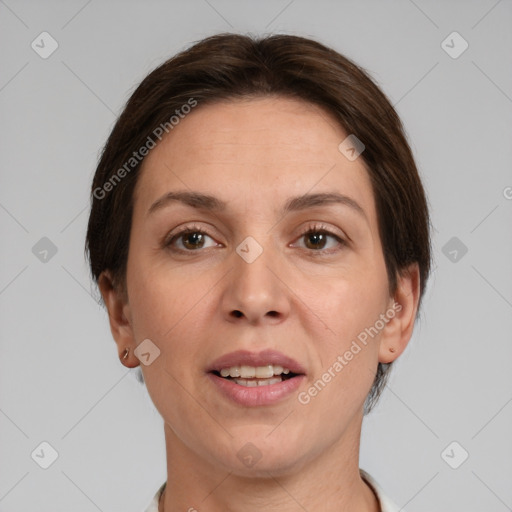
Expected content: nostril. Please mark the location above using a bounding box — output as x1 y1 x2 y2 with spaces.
232 310 243 318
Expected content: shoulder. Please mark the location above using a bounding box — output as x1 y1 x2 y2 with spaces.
360 469 402 512
143 481 166 512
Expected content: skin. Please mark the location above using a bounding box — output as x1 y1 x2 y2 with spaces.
99 96 420 512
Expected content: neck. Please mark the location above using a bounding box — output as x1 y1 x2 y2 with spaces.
159 415 380 512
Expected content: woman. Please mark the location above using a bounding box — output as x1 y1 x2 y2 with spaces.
86 33 432 512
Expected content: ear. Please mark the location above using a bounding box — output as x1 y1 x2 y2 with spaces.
98 271 139 368
378 263 421 364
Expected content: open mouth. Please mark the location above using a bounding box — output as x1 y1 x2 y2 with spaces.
206 350 307 404
211 365 300 387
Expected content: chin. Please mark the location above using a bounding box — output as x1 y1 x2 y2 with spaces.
229 451 308 479
214 429 311 478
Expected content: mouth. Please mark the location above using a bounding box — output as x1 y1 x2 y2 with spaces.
211 364 300 387
206 349 306 406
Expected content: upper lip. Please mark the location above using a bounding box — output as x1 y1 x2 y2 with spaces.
207 349 306 375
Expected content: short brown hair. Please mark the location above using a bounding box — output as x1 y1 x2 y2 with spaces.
85 33 432 413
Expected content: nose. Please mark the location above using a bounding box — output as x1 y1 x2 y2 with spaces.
220 239 291 326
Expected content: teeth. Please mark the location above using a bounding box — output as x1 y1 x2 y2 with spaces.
219 364 290 378
241 365 256 378
234 377 283 387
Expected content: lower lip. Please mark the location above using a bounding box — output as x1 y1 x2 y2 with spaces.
207 372 305 406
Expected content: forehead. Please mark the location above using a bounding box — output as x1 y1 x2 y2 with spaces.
134 96 376 222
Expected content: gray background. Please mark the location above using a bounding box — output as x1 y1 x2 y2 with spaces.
1 0 511 511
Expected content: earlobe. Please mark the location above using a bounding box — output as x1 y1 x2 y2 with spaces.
98 271 138 367
378 263 421 364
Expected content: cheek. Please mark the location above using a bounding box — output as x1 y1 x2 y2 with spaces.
294 267 387 403
126 246 199 336
126 254 219 377
126 261 213 415
295 263 388 342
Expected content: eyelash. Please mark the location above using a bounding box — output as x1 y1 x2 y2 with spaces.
164 222 347 254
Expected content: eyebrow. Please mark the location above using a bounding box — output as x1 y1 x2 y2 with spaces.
147 190 367 221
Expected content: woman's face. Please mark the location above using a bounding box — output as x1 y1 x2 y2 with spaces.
115 96 412 475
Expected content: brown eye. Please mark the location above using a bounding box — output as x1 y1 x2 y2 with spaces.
304 231 329 250
299 229 344 251
291 224 347 254
181 231 206 250
166 229 218 251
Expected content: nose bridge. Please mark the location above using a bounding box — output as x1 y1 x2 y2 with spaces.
221 233 290 324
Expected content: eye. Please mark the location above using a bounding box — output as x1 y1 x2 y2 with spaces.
293 224 346 252
165 226 219 252
164 223 346 254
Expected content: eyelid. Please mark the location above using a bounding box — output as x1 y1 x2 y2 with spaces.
296 221 347 240
291 222 348 250
163 221 348 253
163 222 221 248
